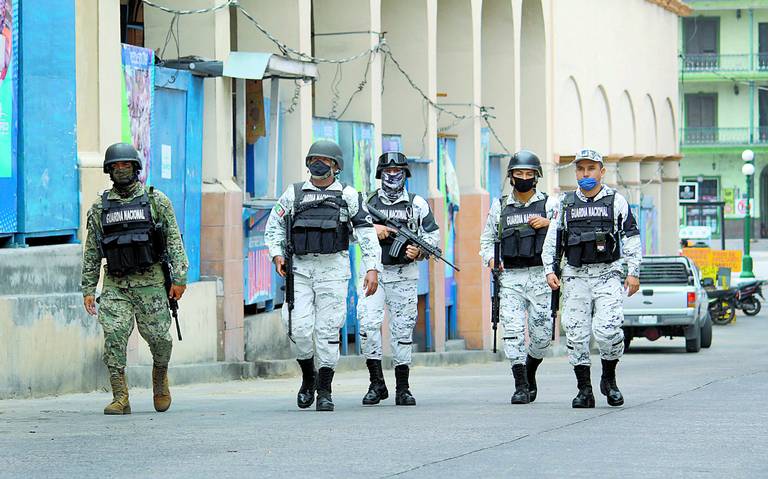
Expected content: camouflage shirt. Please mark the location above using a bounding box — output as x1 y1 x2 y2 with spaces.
81 182 189 297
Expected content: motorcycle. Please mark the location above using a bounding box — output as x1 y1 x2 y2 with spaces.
702 279 738 325
734 280 765 316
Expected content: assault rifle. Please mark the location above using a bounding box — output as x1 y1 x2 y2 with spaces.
162 260 182 341
550 228 564 341
367 205 460 272
491 220 502 353
283 212 295 341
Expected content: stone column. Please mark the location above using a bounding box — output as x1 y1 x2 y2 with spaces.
145 1 244 361
75 0 122 241
661 155 682 255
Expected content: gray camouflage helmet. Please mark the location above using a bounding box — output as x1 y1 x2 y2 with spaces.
507 149 543 176
305 140 344 171
103 142 142 173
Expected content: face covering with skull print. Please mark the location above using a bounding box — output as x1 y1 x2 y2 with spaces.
381 170 406 201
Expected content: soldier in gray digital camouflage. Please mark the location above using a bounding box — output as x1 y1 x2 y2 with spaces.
81 142 188 415
265 140 381 412
542 148 642 408
480 150 557 404
357 152 440 407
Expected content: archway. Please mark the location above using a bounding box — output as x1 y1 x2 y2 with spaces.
520 0 547 188
481 0 515 196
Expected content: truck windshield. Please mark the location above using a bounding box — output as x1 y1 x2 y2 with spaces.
638 262 691 285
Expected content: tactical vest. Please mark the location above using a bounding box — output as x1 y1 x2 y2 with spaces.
499 195 547 268
291 183 350 255
100 190 161 276
562 191 621 267
368 191 418 265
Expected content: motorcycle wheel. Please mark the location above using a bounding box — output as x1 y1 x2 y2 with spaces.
711 303 733 326
742 297 761 316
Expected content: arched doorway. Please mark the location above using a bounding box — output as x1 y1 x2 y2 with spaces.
520 0 548 188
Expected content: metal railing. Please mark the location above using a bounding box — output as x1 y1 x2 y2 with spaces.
681 127 768 146
680 53 768 73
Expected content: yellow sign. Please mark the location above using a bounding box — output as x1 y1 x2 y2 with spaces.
711 249 742 272
682 248 742 273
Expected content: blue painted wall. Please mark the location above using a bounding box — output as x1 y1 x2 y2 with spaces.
16 0 78 236
0 0 17 235
150 67 203 282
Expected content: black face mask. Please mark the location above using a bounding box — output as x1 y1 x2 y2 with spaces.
511 176 536 193
309 160 333 180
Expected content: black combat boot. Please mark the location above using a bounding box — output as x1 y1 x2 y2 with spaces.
394 365 416 406
296 358 316 409
362 359 389 406
526 355 543 403
600 359 624 407
571 365 595 409
510 364 531 404
316 367 335 412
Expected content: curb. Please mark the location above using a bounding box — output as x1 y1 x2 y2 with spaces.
125 362 254 389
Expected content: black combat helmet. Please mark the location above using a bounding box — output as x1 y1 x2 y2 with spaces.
103 142 142 173
375 151 411 179
507 150 543 177
305 140 344 172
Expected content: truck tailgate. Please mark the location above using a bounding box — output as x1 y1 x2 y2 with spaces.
623 285 696 325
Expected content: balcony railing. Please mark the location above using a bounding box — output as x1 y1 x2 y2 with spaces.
681 53 768 73
682 127 768 146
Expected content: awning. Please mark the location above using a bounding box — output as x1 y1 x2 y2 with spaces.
161 52 318 81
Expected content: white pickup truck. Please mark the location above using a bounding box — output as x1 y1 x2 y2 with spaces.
623 255 712 353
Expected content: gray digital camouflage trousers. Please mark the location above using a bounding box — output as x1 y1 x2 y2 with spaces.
499 266 552 366
281 272 348 370
561 271 625 366
97 285 173 372
358 279 418 367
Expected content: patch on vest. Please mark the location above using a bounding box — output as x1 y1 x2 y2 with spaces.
568 206 609 219
104 208 147 225
300 192 334 203
505 213 543 226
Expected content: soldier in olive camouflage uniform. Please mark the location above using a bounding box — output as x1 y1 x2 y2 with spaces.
82 143 188 415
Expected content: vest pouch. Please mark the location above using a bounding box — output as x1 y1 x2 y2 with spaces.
566 231 584 268
578 231 598 262
515 225 537 259
131 233 157 268
292 219 339 255
102 235 126 275
500 228 520 259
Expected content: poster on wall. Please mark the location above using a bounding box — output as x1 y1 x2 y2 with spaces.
120 44 154 183
0 0 15 234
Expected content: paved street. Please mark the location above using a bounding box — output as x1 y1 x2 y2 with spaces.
2 313 768 479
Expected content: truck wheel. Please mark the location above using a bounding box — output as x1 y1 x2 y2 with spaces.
686 326 702 353
700 314 713 349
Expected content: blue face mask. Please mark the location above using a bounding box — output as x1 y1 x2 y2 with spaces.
577 177 599 191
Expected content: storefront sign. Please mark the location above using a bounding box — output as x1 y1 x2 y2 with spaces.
678 182 698 203
121 44 154 183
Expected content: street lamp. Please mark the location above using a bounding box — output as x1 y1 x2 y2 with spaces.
741 149 755 278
